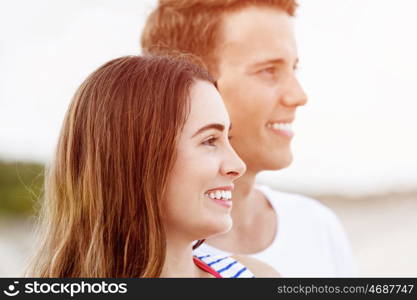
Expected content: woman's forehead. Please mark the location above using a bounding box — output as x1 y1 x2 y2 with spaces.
184 80 230 134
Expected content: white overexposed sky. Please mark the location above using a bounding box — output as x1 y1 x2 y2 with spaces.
1 0 416 195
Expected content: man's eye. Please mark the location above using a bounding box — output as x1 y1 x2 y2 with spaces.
260 67 276 75
202 137 218 146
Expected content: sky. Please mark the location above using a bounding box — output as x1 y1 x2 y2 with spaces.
1 0 416 195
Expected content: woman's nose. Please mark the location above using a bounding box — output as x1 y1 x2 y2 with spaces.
221 146 246 179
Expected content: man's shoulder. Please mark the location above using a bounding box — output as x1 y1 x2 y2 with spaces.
255 185 357 276
256 184 340 225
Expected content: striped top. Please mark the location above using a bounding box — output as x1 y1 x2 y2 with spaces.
194 254 255 278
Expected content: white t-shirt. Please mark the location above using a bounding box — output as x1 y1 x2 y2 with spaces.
194 184 357 277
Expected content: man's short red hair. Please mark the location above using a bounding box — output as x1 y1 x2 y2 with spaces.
141 0 298 75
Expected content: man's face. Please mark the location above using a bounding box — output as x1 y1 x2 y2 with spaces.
216 6 307 173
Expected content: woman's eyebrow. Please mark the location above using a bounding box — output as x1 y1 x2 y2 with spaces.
192 123 225 138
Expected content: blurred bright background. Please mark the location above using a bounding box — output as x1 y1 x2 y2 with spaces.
0 0 416 276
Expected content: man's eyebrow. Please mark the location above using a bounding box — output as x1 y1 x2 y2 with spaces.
252 58 285 68
251 57 299 68
192 123 230 138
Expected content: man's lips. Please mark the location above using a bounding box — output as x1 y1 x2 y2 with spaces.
266 121 294 138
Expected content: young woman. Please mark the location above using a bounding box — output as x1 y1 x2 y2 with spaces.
27 55 278 278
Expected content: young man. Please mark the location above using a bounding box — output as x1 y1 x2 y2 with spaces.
141 0 356 276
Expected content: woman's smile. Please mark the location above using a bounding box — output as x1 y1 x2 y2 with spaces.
204 185 234 208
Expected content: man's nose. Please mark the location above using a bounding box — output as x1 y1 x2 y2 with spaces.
281 75 308 107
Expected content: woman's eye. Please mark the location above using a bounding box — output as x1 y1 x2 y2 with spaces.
202 137 218 147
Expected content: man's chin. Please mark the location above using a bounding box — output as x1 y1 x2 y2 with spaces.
264 151 293 171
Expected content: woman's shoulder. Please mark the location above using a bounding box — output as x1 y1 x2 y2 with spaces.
196 254 280 278
196 254 255 278
231 255 281 278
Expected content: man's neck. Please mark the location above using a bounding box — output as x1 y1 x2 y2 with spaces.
204 168 277 254
230 169 261 226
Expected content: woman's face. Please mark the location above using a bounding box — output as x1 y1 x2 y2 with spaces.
164 80 246 242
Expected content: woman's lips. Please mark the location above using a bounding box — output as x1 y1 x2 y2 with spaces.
211 198 232 208
204 185 234 208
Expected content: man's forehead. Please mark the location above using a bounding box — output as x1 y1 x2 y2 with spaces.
219 6 293 43
217 6 296 63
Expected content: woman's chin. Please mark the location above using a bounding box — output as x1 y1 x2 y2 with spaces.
200 217 233 239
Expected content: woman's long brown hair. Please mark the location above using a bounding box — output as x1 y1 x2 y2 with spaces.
26 55 214 277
